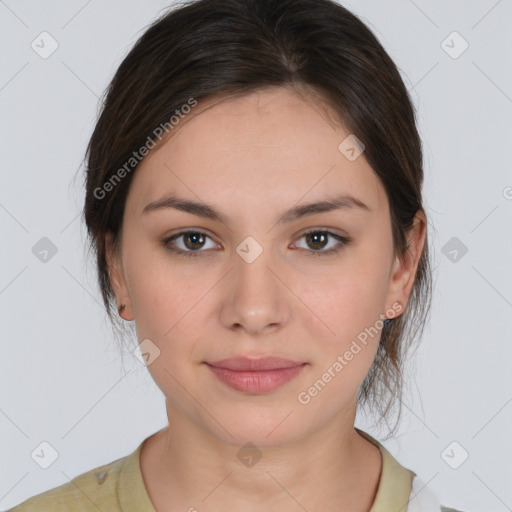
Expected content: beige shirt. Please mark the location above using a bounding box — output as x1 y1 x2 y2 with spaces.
8 428 457 511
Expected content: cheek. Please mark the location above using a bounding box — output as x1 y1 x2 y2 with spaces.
295 274 385 416
129 269 197 339
121 235 197 331
297 253 391 397
121 241 183 339
126 259 204 394
308 263 389 341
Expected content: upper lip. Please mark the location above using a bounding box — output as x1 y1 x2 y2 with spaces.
207 357 305 371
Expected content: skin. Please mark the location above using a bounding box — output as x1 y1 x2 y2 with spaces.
108 86 427 512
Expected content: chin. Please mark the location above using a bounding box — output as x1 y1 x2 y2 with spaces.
204 407 314 450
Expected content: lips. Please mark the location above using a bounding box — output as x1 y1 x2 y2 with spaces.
207 356 304 371
205 357 307 393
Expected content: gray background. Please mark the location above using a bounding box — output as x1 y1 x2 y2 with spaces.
1 1 511 510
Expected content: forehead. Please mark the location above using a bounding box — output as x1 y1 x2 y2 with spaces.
127 87 386 218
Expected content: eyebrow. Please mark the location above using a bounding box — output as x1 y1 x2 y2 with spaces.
142 193 371 224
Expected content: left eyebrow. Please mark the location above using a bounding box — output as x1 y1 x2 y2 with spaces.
278 195 371 224
142 193 371 224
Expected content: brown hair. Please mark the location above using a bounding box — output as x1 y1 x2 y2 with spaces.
83 0 432 437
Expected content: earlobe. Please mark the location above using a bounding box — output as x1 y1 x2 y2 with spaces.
106 232 134 320
385 212 427 316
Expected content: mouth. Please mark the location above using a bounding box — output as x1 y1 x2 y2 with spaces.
205 356 307 394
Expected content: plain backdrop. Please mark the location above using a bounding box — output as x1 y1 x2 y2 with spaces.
1 1 511 510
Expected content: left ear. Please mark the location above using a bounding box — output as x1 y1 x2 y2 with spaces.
106 231 135 321
385 210 427 317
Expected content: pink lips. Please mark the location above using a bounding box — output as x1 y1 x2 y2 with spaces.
206 357 307 393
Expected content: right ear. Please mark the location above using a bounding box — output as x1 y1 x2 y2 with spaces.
106 232 134 320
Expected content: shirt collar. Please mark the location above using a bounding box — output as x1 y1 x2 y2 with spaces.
118 435 156 511
355 427 415 512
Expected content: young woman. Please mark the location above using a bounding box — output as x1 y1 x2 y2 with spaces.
9 0 465 510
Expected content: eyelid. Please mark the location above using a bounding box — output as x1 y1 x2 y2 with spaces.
162 227 351 257
297 226 348 238
291 228 350 256
163 228 220 250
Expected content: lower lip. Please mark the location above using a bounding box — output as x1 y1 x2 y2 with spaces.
206 363 307 393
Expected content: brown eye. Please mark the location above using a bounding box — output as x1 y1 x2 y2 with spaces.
294 230 351 257
305 231 329 250
182 232 206 250
162 230 219 258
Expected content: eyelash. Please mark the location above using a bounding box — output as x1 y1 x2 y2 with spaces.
162 229 351 259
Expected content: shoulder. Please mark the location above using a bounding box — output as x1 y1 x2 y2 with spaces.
354 429 467 512
7 453 128 512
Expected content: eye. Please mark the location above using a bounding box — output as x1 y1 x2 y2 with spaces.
292 229 351 256
162 228 351 259
162 230 219 258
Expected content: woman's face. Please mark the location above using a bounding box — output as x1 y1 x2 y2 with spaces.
109 87 424 448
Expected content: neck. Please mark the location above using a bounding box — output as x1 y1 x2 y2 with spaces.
140 403 382 512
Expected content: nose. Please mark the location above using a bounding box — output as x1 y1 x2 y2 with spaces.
218 245 290 336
